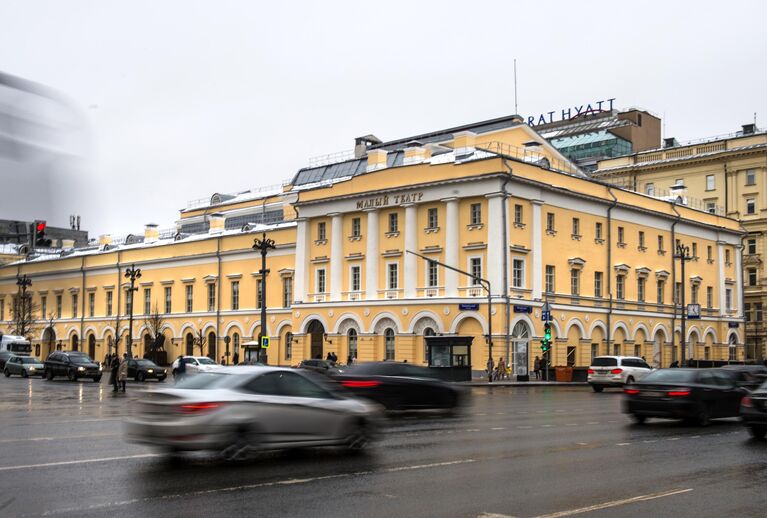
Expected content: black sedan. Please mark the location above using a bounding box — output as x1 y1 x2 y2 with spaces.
720 364 767 391
740 380 767 440
623 368 749 425
333 362 463 411
298 359 345 377
127 359 167 382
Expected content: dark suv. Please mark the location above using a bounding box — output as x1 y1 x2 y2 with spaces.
44 351 102 382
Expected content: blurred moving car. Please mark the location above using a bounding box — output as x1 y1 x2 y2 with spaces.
740 380 767 439
720 364 767 391
298 359 345 376
171 356 220 377
125 366 381 459
623 368 749 425
333 362 463 411
0 350 13 369
127 358 167 382
44 351 102 382
588 356 653 392
4 355 45 378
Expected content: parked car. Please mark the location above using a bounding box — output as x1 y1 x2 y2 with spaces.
298 359 345 376
333 362 464 411
588 356 653 392
623 368 749 425
124 366 381 459
720 364 767 391
4 355 44 378
171 356 221 377
0 350 13 370
127 358 167 382
740 379 767 439
44 351 102 382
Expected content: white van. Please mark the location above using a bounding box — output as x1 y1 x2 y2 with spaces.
0 334 32 356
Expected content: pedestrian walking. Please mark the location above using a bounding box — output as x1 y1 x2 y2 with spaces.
494 357 505 380
117 353 128 392
486 356 494 383
232 351 239 366
220 355 225 366
175 355 186 380
533 356 541 380
110 354 120 392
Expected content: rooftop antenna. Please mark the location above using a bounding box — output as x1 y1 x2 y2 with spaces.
513 59 519 115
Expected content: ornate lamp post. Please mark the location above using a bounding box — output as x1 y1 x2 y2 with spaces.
124 265 141 358
674 243 692 366
253 233 275 363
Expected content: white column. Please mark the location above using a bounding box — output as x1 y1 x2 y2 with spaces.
293 218 308 303
329 213 343 301
443 197 459 297
365 209 379 300
404 203 418 298
486 193 505 296
735 242 743 315
531 200 544 300
717 241 726 314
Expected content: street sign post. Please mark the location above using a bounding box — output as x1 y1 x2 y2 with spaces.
261 336 270 349
541 311 551 322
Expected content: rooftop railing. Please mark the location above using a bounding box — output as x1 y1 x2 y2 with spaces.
476 141 584 177
184 181 292 210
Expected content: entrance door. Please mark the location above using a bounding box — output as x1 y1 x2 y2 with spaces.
88 334 96 359
307 320 325 359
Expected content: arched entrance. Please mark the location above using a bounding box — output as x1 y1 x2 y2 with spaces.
728 333 738 361
208 331 217 360
307 320 325 359
511 321 530 378
71 334 79 352
43 327 56 358
185 333 194 356
88 334 96 359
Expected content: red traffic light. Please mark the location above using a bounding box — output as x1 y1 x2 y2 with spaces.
36 221 46 233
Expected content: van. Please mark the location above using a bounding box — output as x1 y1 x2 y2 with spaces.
0 334 32 356
588 356 653 392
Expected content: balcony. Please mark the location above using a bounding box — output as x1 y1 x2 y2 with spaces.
418 287 443 298
379 289 402 300
344 291 363 301
459 286 484 297
308 293 327 303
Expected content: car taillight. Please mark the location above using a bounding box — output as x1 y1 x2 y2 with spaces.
624 388 640 395
179 402 222 413
610 368 623 374
587 369 595 374
667 390 691 397
741 396 753 408
341 380 381 388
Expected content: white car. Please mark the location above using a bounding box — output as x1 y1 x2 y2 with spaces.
171 356 221 377
588 356 653 392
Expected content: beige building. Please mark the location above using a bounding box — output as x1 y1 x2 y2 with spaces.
0 114 745 377
595 123 765 360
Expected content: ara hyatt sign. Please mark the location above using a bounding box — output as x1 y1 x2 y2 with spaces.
527 98 616 127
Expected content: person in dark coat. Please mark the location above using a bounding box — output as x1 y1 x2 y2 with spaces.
175 355 186 381
232 351 239 366
110 354 120 392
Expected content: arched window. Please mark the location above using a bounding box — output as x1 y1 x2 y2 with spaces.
185 333 194 356
285 332 293 360
384 328 395 360
423 327 435 363
71 334 79 352
512 321 530 377
728 334 738 361
233 333 240 353
348 329 358 361
208 332 217 360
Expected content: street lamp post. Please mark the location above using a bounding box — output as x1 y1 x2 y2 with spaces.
16 274 32 337
674 243 692 366
253 233 275 364
124 265 141 359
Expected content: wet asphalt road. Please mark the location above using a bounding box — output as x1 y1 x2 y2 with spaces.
0 376 766 518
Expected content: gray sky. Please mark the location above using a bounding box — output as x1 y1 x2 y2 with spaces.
1 0 765 237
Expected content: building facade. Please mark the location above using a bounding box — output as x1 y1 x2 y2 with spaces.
594 123 765 360
0 116 745 375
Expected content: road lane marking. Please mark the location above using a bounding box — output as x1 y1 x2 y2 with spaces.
565 423 578 426
616 443 631 446
490 427 506 431
0 432 118 444
0 453 161 472
587 422 599 425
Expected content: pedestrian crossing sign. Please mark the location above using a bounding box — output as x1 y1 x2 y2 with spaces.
261 336 270 348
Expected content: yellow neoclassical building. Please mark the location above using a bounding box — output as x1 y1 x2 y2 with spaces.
0 114 746 376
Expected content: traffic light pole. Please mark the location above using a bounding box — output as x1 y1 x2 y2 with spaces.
253 233 276 364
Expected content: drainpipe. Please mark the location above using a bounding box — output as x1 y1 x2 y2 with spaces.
501 161 513 375
606 186 618 357
116 251 122 356
739 234 748 360
724 163 729 215
670 201 682 367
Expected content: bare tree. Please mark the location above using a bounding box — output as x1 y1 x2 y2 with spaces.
43 312 57 355
195 328 207 356
11 290 39 340
142 305 166 352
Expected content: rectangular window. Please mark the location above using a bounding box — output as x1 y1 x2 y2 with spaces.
470 203 482 225
105 292 112 317
645 183 655 196
427 208 438 229
56 294 62 318
164 287 172 314
616 275 625 300
570 269 580 296
317 269 326 293
692 242 698 258
89 292 95 317
707 245 713 261
706 201 716 214
745 302 751 321
231 281 239 311
707 286 713 308
571 217 580 237
746 169 756 185
747 198 756 215
748 239 757 255
658 235 664 252
514 204 523 225
638 231 645 249
726 288 732 311
207 284 216 312
691 285 699 305
387 263 399 290
617 226 625 245
388 213 398 233
0 299 4 320
594 272 603 298
546 212 555 232
282 277 293 307
72 294 78 318
144 288 151 315
41 296 47 318
595 222 603 241
756 303 764 322
470 257 482 285
351 217 361 237
428 261 438 287
185 285 193 313
706 174 715 190
657 280 665 305
637 278 646 303
725 249 731 264
748 268 758 286
317 221 326 241
512 259 524 288
256 279 263 308
125 290 131 314
350 266 361 292
675 282 682 305
545 265 555 293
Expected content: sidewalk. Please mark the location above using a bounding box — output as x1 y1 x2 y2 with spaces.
462 380 588 387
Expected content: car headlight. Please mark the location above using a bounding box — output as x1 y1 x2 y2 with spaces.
29 367 36 372
147 369 154 373
77 366 86 371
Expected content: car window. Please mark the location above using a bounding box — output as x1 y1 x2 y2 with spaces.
244 371 334 399
622 359 637 368
183 358 196 365
591 357 618 367
697 371 717 386
642 369 696 383
197 358 217 365
712 370 735 387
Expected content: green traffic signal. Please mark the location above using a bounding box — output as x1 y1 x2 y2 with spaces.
544 322 552 341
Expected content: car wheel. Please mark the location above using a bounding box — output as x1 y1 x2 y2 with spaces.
347 419 370 453
46 369 54 381
592 385 604 393
137 372 146 382
3 369 10 378
631 414 647 425
220 428 257 462
749 426 766 440
67 370 77 382
694 405 711 427
22 369 28 378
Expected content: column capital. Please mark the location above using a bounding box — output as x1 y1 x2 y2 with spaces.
440 197 459 203
294 217 309 223
327 212 342 218
485 192 506 199
401 202 417 208
362 207 379 213
531 199 545 206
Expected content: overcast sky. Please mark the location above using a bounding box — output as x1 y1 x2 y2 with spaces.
1 0 765 237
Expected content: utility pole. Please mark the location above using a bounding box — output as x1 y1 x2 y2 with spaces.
674 243 692 366
253 233 275 364
124 265 141 359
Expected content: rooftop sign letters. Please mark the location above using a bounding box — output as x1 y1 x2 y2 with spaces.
527 98 616 127
356 191 424 210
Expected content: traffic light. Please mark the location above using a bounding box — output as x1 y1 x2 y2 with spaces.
541 322 552 352
34 220 52 247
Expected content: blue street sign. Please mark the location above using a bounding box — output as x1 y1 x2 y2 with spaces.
459 303 479 311
728 322 740 328
261 336 270 348
513 305 532 313
541 311 551 322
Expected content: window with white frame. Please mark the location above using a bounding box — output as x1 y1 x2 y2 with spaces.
645 183 655 196
638 231 645 249
674 282 682 305
512 258 524 288
616 274 625 300
317 221 326 241
256 279 263 309
707 286 713 308
594 271 603 298
351 217 361 237
144 288 151 314
691 284 699 305
72 293 78 318
546 212 555 232
185 285 193 313
285 332 292 360
748 268 758 286
350 265 361 292
726 288 732 311
658 235 664 252
746 169 756 185
637 277 646 303
706 174 715 190
657 279 665 304
571 217 580 237
707 245 713 261
347 329 357 360
164 287 172 314
595 222 603 241
545 265 555 293
282 277 293 307
570 269 580 296
387 263 398 290
747 198 756 215
617 226 625 245
514 204 523 225
88 292 95 317
316 269 326 293
231 281 239 310
470 203 482 225
427 261 438 287
388 212 398 233
41 296 47 318
207 283 215 312
706 201 717 214
427 208 438 229
384 328 395 360
470 257 482 285
748 238 757 255
56 294 62 318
